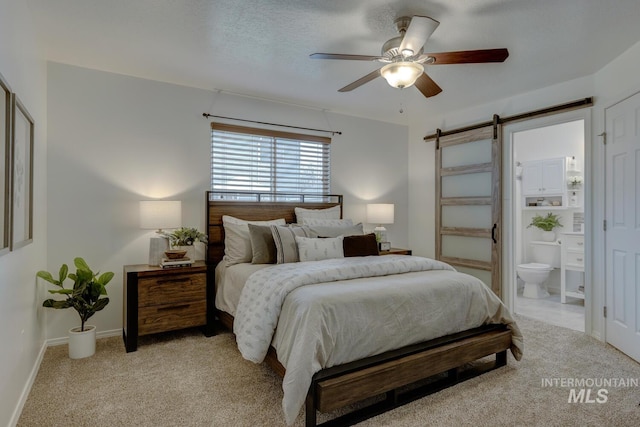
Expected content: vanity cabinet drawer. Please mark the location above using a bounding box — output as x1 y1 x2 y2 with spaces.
565 251 585 268
562 235 585 252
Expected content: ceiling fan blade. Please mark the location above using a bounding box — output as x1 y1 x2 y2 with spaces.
310 53 382 61
399 16 440 56
414 73 443 98
338 69 382 92
428 48 509 64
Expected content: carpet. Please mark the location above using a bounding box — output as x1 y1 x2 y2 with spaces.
17 315 640 426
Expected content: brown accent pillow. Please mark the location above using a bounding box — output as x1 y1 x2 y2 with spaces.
248 224 277 264
343 233 379 257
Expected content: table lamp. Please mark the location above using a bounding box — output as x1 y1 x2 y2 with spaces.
140 200 182 265
366 203 394 250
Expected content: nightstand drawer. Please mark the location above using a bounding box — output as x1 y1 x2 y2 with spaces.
138 273 206 307
138 300 207 335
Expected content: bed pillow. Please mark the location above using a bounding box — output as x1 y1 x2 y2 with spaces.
222 216 286 265
343 233 380 257
301 218 353 227
248 224 278 264
296 235 344 262
271 224 311 264
308 223 364 238
294 205 341 222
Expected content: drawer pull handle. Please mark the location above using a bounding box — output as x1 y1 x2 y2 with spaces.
156 278 190 285
576 258 583 262
577 242 584 246
158 304 191 311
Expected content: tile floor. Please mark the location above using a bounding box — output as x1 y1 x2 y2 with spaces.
515 289 585 332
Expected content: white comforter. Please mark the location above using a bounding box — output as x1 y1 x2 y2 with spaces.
233 255 523 425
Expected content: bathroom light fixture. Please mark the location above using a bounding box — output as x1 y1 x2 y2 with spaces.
366 203 395 249
380 62 424 89
140 200 182 265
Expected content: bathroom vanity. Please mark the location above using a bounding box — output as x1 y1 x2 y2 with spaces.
560 232 585 303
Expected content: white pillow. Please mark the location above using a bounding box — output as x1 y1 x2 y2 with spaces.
301 218 353 227
222 216 286 265
295 205 341 221
296 235 344 262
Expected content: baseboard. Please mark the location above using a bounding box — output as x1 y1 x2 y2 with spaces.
8 340 47 427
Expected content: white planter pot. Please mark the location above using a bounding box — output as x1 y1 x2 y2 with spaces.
68 325 96 359
541 230 556 242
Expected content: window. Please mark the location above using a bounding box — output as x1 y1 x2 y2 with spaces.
211 123 330 199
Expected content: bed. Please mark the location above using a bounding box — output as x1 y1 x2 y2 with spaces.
205 191 523 426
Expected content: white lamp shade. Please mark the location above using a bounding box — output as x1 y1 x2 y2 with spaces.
366 204 395 224
380 62 424 89
139 200 182 230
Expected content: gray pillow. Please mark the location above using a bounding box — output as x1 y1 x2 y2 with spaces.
308 223 364 238
270 225 311 263
248 224 277 264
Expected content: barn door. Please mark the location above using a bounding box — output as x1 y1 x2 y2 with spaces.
435 122 502 297
605 92 640 362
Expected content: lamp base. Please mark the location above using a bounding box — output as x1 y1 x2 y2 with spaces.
374 225 387 243
148 237 169 266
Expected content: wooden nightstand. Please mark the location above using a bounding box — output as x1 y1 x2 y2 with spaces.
380 248 412 256
123 261 213 352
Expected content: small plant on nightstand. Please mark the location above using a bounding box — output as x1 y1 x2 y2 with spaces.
158 227 208 260
158 227 207 247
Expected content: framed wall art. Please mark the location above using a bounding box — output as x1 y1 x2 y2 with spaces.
0 72 11 256
11 94 34 250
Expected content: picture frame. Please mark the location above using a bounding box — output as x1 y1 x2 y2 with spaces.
10 94 34 250
0 72 11 256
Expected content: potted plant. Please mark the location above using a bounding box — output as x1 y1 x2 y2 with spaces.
159 227 207 260
527 212 562 241
37 257 113 359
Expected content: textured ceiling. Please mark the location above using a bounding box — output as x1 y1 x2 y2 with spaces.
26 0 640 124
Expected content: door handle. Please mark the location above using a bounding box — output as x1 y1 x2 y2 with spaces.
491 224 497 244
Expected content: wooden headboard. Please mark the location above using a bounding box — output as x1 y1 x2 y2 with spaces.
205 192 343 266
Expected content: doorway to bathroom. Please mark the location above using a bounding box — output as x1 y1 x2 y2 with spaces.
504 112 589 332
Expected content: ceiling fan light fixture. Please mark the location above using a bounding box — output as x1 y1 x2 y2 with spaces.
401 48 414 57
380 61 424 89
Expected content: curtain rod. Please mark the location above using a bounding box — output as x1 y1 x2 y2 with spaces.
202 113 342 135
423 97 593 141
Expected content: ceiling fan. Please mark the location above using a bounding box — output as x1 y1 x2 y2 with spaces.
310 15 509 98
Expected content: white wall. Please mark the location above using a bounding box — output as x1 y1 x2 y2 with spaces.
0 0 48 425
46 62 409 340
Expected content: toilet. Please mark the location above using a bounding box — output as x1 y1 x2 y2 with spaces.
517 241 561 299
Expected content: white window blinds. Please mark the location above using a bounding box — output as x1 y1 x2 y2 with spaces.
211 123 331 197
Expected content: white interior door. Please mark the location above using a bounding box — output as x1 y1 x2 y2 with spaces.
605 92 640 362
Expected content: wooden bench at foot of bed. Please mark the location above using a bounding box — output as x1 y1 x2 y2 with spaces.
217 310 511 427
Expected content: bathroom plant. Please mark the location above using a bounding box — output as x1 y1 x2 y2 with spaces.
37 257 113 358
527 212 562 241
